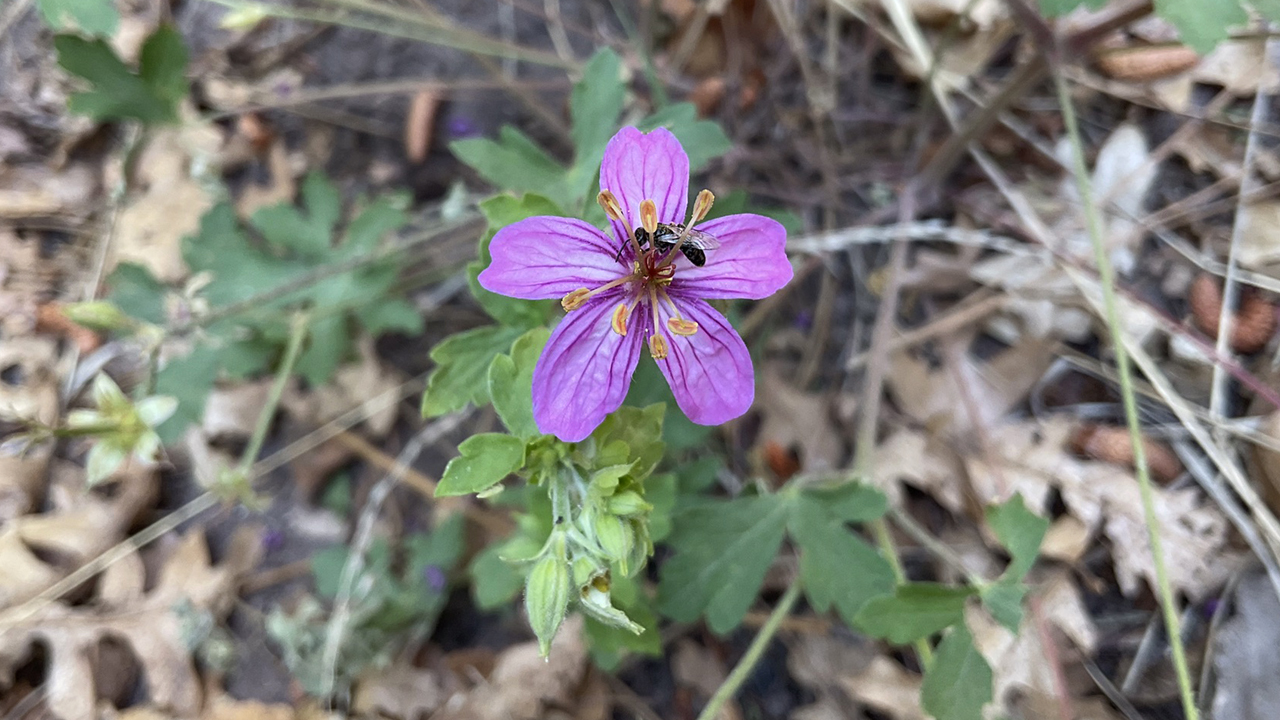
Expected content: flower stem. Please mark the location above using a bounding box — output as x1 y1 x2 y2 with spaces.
237 311 310 476
695 578 802 720
1053 71 1197 720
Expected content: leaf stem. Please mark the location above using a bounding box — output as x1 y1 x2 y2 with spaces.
237 311 310 475
695 578 802 720
871 517 934 668
1052 71 1198 720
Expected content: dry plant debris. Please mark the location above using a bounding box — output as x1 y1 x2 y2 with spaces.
0 528 261 720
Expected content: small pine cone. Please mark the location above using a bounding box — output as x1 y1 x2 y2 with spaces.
1071 423 1183 484
1188 272 1278 354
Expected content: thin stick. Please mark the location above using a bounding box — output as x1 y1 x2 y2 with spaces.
1054 70 1199 720
238 311 309 475
694 578 802 720
317 410 469 700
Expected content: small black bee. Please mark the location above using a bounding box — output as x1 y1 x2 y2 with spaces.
630 223 721 267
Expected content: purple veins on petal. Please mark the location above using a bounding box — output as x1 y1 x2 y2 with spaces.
478 216 625 300
673 214 794 300
599 127 690 245
653 294 754 426
532 293 646 442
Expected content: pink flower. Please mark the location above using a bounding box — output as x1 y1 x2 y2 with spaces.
478 127 792 442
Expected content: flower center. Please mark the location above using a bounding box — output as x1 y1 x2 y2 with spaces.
559 190 716 359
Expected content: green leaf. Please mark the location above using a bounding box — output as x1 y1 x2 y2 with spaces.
488 327 550 438
470 194 560 328
657 495 788 633
56 27 187 124
803 482 889 524
422 325 525 416
567 48 625 201
920 624 993 720
470 544 525 609
624 359 711 451
854 583 976 644
1037 0 1107 15
638 103 732 172
789 493 896 626
589 404 665 480
1154 0 1246 54
436 433 525 497
981 582 1028 632
36 0 118 34
295 313 349 388
153 347 221 443
645 472 677 542
105 263 167 325
986 493 1048 584
356 299 424 336
450 127 569 204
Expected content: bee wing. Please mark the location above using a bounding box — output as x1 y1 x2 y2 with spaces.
681 229 721 250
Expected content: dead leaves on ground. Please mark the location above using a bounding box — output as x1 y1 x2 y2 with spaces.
0 528 261 720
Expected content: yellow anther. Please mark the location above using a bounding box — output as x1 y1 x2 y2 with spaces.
611 303 631 336
648 334 668 359
639 199 659 235
691 189 715 224
562 288 591 311
597 190 625 223
667 318 699 336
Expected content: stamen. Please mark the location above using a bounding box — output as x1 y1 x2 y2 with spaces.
560 274 636 312
639 199 659 235
690 189 715 225
649 334 668 359
668 318 699 336
597 190 625 222
562 288 591 311
611 302 632 336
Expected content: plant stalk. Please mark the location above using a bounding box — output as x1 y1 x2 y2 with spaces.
1053 71 1198 720
695 578 802 720
238 311 310 475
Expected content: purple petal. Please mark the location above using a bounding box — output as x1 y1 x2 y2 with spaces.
478 216 625 300
533 294 644 441
673 214 793 299
653 296 754 426
600 127 689 246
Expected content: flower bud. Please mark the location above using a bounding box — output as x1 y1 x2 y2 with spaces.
595 514 633 572
607 490 651 517
525 539 571 657
572 555 604 588
62 301 135 332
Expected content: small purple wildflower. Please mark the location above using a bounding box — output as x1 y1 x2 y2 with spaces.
423 564 447 592
261 528 286 554
447 114 482 139
479 127 793 442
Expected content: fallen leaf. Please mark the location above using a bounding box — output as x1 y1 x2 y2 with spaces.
111 121 222 282
838 655 925 720
0 162 98 219
871 428 965 513
0 460 156 609
353 664 445 720
967 571 1096 714
1211 570 1280 720
434 616 588 720
672 638 728 698
755 370 841 473
282 338 403 438
0 527 260 720
0 337 59 521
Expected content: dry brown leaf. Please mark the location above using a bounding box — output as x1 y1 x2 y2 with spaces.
111 121 222 283
1193 39 1280 95
755 370 841 474
672 638 729 698
200 696 301 720
1230 198 1280 271
1039 515 1091 563
282 339 402 438
434 616 588 720
970 418 1239 599
0 528 261 720
0 337 59 521
0 460 156 609
967 571 1096 715
353 665 446 720
886 334 1054 438
871 428 965 513
201 379 275 440
0 229 46 336
786 633 875 694
236 142 296 219
789 698 856 720
0 162 98 219
838 655 925 720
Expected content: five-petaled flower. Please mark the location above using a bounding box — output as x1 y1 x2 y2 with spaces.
479 127 793 442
